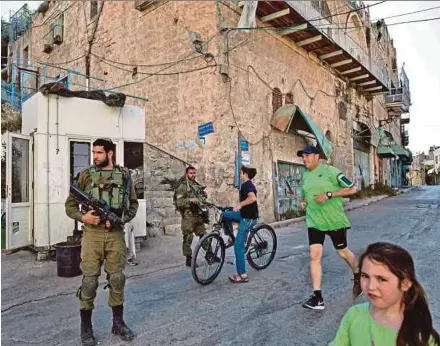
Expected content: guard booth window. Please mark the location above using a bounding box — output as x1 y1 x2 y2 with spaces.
70 142 90 184
124 142 144 199
11 137 30 203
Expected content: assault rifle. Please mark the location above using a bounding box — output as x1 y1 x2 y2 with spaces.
69 185 125 229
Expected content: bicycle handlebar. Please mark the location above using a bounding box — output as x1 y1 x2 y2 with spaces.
202 202 233 212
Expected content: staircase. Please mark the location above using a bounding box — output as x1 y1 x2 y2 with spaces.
145 183 182 237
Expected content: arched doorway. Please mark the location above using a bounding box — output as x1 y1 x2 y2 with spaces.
352 122 371 190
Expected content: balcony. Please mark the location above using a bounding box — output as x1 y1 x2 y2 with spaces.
401 113 410 125
240 0 390 93
402 129 409 146
385 87 410 113
386 67 411 113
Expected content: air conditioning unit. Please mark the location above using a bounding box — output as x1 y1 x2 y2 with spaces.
53 24 63 44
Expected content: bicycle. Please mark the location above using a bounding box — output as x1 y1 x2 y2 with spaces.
191 202 278 285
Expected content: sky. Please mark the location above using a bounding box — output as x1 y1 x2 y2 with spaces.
366 1 440 154
1 1 440 154
1 1 42 19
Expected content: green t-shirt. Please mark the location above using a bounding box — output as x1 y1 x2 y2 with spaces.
302 164 354 231
329 303 438 346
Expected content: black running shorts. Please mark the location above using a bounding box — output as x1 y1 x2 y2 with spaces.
308 228 348 250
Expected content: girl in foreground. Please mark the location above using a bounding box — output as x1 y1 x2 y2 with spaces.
330 242 440 346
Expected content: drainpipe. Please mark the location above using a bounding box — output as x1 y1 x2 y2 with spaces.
56 95 60 154
46 95 51 248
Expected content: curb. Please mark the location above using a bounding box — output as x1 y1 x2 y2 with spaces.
345 195 389 211
269 194 392 230
270 216 306 230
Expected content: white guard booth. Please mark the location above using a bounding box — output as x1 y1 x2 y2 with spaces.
4 92 146 251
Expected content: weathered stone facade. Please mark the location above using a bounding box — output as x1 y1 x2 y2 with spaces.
7 1 405 223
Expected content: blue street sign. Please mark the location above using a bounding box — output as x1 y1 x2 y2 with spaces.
241 139 249 151
198 122 214 137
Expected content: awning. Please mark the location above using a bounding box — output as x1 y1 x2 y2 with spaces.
390 144 410 160
377 145 397 158
271 104 332 160
427 168 435 175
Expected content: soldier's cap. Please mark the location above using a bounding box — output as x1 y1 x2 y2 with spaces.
297 145 320 157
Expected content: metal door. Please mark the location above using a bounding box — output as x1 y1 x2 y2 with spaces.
353 149 370 190
5 132 33 250
276 161 305 220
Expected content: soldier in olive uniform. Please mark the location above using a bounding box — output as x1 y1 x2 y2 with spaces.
175 166 216 267
65 138 138 346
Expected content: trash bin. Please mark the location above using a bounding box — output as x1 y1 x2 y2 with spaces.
55 242 82 278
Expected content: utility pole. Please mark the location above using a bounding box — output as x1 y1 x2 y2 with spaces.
237 130 242 197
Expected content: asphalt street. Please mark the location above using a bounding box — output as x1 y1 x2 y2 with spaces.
2 186 439 346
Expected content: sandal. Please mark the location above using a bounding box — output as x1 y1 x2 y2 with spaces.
229 274 249 283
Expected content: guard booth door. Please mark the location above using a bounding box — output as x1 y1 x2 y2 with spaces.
4 132 33 250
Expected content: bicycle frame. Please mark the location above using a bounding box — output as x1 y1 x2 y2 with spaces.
204 203 259 255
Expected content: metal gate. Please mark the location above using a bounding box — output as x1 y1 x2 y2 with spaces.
275 161 305 220
353 149 370 190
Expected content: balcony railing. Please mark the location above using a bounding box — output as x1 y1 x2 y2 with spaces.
385 87 410 112
285 1 389 88
401 113 410 124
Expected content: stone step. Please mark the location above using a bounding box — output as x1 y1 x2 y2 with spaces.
151 183 172 191
154 206 180 218
152 197 174 208
145 190 174 198
163 217 181 226
164 224 181 236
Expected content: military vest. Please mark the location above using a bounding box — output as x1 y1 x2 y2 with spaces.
85 165 128 211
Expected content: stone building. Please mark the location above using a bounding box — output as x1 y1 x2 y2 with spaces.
3 1 412 226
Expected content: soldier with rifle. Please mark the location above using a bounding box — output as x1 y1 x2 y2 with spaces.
65 138 138 346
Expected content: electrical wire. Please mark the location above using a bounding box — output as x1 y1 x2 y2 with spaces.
36 54 86 66
226 1 386 32
89 53 205 68
102 31 221 91
30 2 76 29
370 5 440 22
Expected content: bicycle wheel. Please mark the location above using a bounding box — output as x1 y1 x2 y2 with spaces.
191 233 225 285
246 224 277 270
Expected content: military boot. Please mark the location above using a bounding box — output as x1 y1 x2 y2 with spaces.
80 309 97 346
111 305 135 341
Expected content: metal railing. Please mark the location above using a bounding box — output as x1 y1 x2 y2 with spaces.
385 87 410 110
285 1 389 88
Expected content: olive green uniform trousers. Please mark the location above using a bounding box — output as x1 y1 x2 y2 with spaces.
77 226 126 310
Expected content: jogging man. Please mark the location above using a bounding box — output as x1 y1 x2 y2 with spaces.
298 145 361 310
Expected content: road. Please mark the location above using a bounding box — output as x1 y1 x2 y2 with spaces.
2 186 440 346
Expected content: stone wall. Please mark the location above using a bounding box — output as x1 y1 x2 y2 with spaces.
144 143 188 191
16 0 399 222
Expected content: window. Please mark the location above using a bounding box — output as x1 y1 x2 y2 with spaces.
124 142 144 199
53 14 64 44
11 138 29 203
285 92 294 104
272 87 282 114
325 130 332 142
23 46 29 67
90 1 98 19
70 142 91 183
